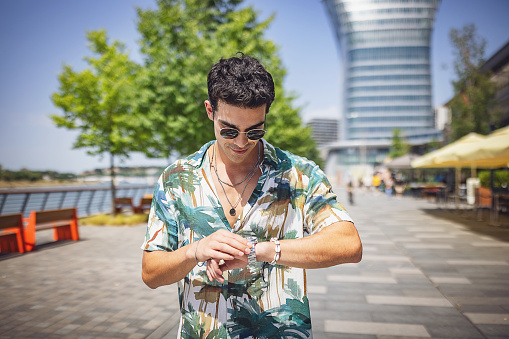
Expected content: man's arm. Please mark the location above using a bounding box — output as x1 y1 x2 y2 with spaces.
142 229 252 289
257 221 362 268
206 221 362 282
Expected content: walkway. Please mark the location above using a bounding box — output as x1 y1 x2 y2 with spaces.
0 190 508 338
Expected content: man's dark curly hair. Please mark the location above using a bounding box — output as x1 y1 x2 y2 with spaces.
207 53 275 115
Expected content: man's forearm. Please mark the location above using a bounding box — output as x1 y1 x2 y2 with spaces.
255 221 362 269
142 244 196 288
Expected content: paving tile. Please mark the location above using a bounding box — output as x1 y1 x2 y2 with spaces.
414 233 456 239
429 276 471 284
471 242 509 247
449 296 509 306
389 267 424 275
365 295 453 307
404 243 453 249
426 324 486 338
447 259 509 265
361 239 393 245
324 320 430 337
307 285 327 294
406 227 446 232
361 254 411 262
465 313 509 324
327 275 397 284
392 236 422 242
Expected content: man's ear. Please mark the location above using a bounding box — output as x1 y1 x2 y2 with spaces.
204 100 214 121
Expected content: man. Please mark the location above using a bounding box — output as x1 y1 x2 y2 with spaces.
141 53 362 338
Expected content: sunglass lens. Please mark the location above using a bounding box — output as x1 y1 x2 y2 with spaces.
220 128 238 139
246 129 266 140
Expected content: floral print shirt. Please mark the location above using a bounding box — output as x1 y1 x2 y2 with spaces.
141 140 353 339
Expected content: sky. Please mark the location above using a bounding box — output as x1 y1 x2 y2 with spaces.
1 0 509 174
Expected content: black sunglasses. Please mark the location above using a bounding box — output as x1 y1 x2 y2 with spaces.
219 127 266 140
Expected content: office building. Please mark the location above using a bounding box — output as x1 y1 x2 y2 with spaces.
307 118 340 147
323 0 441 144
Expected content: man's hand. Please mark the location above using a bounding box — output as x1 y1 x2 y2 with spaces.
206 256 249 283
195 229 251 264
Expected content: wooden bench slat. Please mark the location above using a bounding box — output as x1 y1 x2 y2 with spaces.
34 208 76 224
0 214 24 230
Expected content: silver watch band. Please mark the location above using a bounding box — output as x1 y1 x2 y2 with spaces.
247 237 257 273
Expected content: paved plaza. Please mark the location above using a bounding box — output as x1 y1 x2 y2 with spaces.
1 189 508 338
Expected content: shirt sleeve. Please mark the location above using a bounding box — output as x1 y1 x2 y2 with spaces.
303 165 354 235
141 173 179 252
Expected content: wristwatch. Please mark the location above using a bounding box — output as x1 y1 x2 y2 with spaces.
247 237 257 273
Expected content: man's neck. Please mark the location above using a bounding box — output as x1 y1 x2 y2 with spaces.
212 142 261 179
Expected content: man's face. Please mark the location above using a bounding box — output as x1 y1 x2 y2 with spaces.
205 100 266 165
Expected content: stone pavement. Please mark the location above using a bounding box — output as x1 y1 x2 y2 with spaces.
1 189 508 338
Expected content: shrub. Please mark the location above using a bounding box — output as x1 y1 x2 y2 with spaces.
478 170 509 188
80 213 148 226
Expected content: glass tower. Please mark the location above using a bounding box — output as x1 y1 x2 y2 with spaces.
323 0 441 143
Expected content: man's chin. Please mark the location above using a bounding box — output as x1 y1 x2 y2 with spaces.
226 147 253 163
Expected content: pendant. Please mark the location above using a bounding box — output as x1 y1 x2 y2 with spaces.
229 208 236 216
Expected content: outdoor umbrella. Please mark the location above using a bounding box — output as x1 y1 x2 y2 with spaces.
411 133 486 169
411 133 486 206
385 153 420 169
452 125 509 168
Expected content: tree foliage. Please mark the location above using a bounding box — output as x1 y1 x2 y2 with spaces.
448 24 499 141
51 30 139 158
51 30 139 213
389 128 410 159
133 0 322 167
0 166 77 182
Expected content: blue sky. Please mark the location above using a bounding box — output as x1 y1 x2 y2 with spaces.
1 0 508 173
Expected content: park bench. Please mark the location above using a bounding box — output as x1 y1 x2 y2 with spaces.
0 213 26 253
134 197 152 214
114 197 137 214
115 197 152 214
24 208 80 252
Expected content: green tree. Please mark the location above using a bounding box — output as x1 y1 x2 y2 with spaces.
133 0 323 167
448 24 499 141
51 30 139 214
389 128 410 159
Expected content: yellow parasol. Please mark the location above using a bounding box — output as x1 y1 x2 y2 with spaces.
411 133 486 169
411 133 486 207
452 126 509 168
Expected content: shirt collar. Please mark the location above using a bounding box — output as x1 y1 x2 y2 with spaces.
185 139 279 169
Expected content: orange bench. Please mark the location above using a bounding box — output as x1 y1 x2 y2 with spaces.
24 208 80 252
0 213 26 253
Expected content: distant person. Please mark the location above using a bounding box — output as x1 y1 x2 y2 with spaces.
372 173 381 192
347 180 354 205
140 53 362 338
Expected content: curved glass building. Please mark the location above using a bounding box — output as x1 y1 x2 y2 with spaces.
324 0 441 143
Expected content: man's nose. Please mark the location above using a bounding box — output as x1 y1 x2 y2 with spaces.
234 132 249 148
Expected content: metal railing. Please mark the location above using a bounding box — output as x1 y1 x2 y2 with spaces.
0 185 154 217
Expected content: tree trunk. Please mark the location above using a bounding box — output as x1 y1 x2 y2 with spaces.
110 152 117 216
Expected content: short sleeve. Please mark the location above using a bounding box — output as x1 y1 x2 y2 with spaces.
141 174 179 252
303 165 354 235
